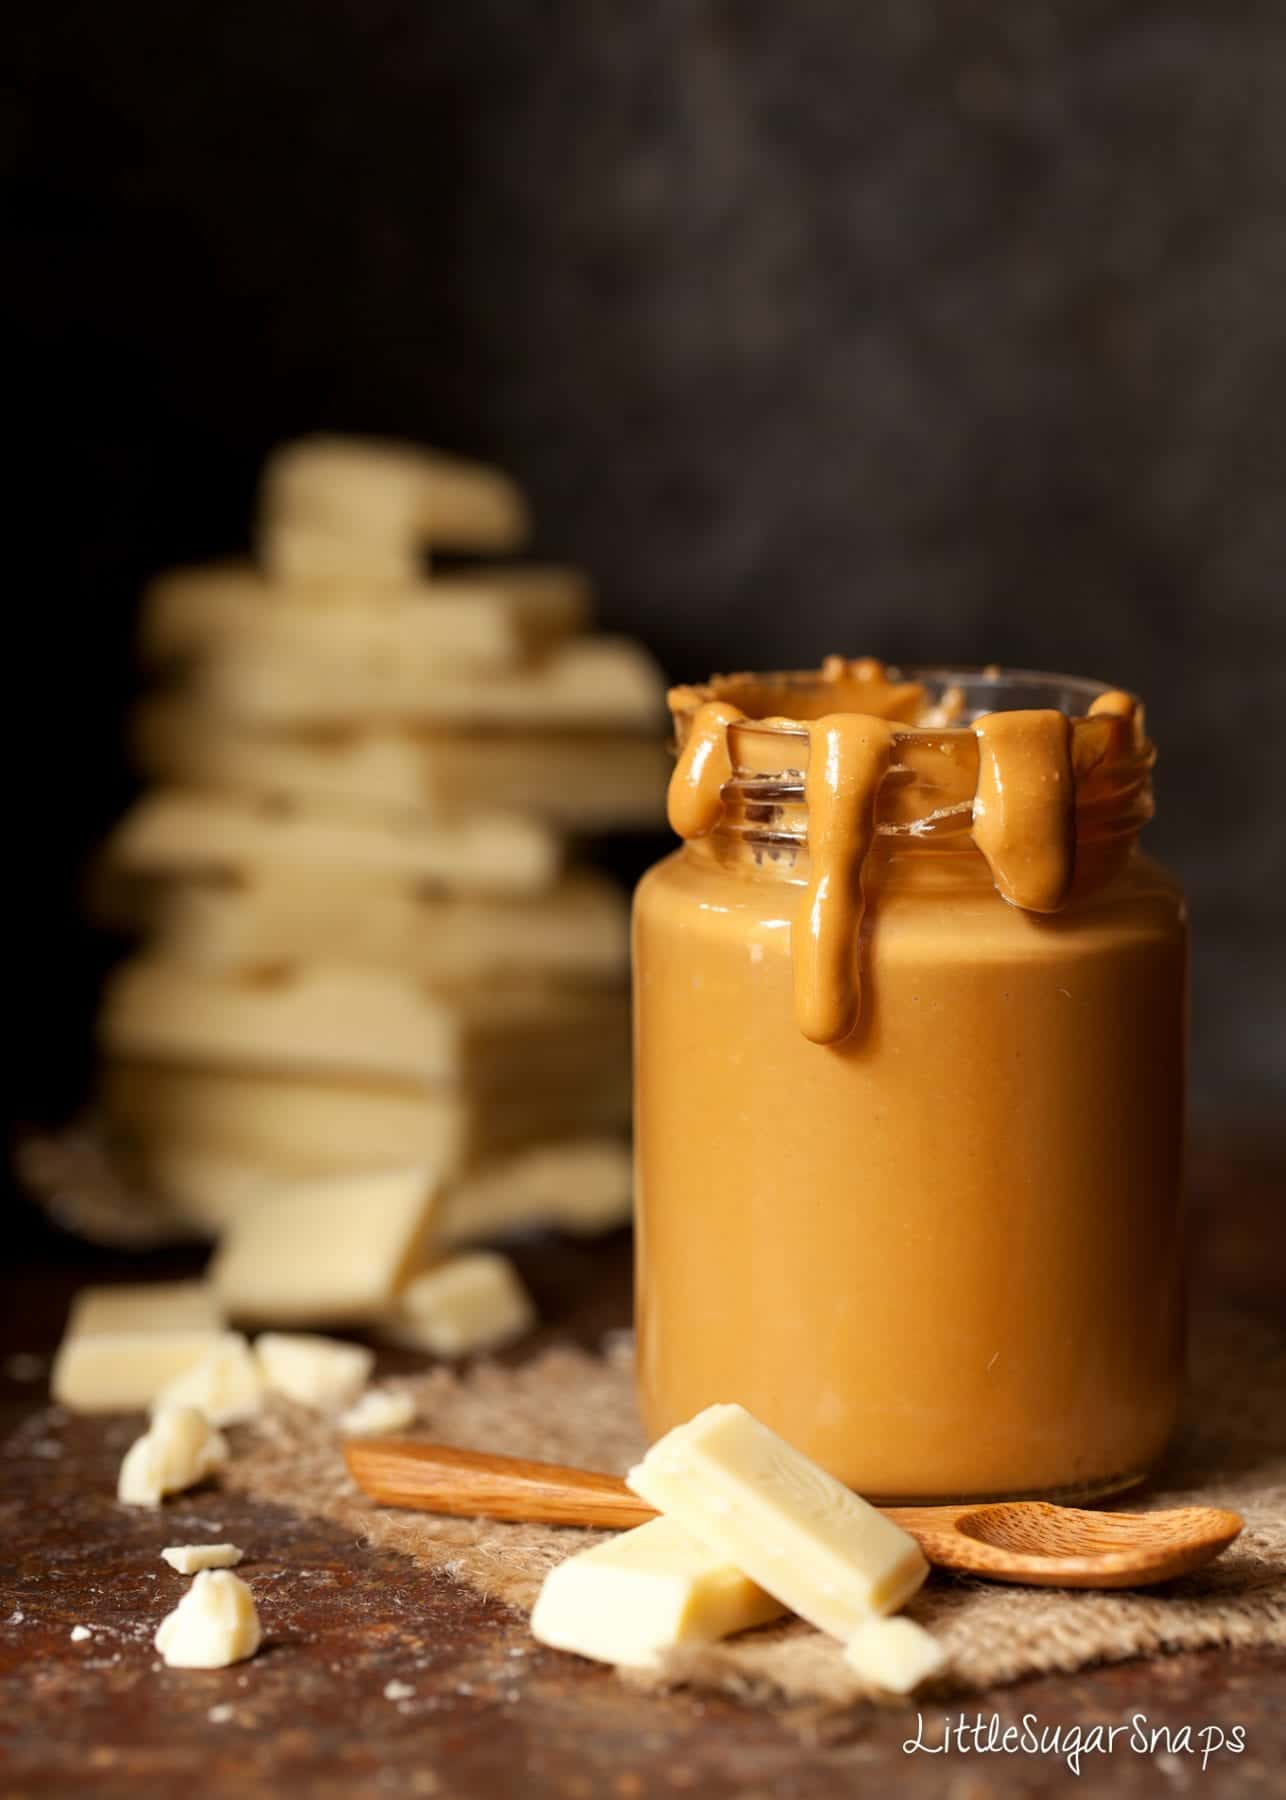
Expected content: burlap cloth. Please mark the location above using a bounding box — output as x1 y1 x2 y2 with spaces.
223 1307 1286 1708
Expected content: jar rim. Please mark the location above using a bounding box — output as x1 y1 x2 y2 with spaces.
668 661 1136 738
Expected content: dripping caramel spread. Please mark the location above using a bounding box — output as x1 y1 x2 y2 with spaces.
663 657 1151 1043
634 659 1185 1502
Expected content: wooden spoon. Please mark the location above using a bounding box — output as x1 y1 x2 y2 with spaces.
344 1439 1242 1590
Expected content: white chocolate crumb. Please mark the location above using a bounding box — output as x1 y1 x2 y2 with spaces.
162 1544 244 1574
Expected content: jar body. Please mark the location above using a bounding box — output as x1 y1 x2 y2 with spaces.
633 838 1187 1502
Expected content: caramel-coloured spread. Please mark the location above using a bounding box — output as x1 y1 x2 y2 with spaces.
633 659 1185 1502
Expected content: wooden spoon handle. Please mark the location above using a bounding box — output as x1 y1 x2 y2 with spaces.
345 1438 658 1529
344 1437 953 1547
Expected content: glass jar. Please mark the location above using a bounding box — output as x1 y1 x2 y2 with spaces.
632 661 1186 1504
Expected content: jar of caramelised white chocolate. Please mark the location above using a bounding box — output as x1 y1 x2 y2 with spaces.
632 660 1186 1504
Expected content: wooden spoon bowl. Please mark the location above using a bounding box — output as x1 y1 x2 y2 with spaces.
345 1439 1243 1590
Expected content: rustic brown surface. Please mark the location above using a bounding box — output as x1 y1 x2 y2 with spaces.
2 1138 1284 1798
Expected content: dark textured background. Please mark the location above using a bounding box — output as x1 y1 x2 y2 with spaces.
8 0 1285 1123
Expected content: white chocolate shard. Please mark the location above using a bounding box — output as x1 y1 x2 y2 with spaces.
161 1544 244 1574
53 1327 244 1415
134 700 667 832
98 957 627 1091
118 1407 229 1508
145 868 628 987
439 1140 632 1247
258 434 529 578
66 1281 222 1338
105 788 560 895
103 1062 632 1183
195 637 665 733
843 1617 947 1693
255 1333 373 1410
338 1388 417 1436
154 1569 261 1668
150 1335 265 1426
140 561 585 670
626 1404 928 1641
530 1515 786 1668
378 1254 535 1358
212 1166 439 1327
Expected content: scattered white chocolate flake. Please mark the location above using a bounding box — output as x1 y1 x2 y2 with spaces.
338 1388 416 1436
161 1544 244 1574
208 1704 235 1724
70 1625 92 1642
118 1407 228 1508
384 1679 415 1701
154 1570 261 1669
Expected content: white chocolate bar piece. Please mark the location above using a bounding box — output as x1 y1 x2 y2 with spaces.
53 1312 244 1414
103 1063 632 1182
259 434 529 578
843 1618 947 1693
154 1569 261 1668
626 1405 928 1641
150 1335 266 1425
378 1254 535 1358
255 1333 374 1410
98 957 629 1089
105 789 560 895
145 868 628 986
66 1281 222 1338
439 1140 632 1246
118 1406 228 1507
195 636 665 732
134 699 668 831
530 1516 786 1668
211 1166 439 1327
161 1544 244 1574
140 561 586 669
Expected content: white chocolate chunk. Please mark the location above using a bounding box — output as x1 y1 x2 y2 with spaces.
118 1407 229 1508
197 635 664 733
258 434 529 576
530 1516 786 1668
53 1328 244 1415
379 1254 535 1358
439 1140 633 1247
338 1387 417 1436
843 1617 947 1693
104 1063 631 1184
105 789 560 896
626 1405 928 1641
135 702 667 833
99 957 626 1090
150 1336 265 1425
161 1544 244 1574
70 1624 92 1641
140 561 584 672
212 1167 438 1327
146 868 628 987
154 1569 261 1669
66 1282 222 1338
255 1333 373 1410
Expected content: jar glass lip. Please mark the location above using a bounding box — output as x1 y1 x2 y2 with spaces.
669 661 1134 738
